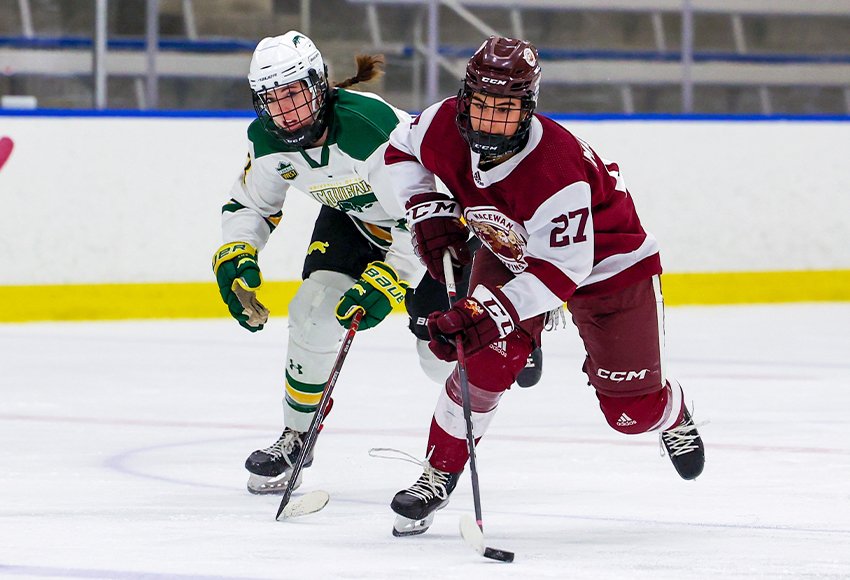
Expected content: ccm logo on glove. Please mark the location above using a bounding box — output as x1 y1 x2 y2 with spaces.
406 199 461 224
404 192 471 284
470 284 516 339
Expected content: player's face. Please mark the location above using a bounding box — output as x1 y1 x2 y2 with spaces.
263 81 317 131
468 93 524 136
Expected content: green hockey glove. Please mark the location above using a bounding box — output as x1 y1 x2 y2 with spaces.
212 242 269 332
335 261 409 331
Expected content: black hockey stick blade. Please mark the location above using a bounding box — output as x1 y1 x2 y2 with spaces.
459 514 514 563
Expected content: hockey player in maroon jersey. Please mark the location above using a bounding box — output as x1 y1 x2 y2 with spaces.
383 36 705 536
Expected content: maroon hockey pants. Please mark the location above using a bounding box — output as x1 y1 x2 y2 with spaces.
426 251 683 473
570 276 684 435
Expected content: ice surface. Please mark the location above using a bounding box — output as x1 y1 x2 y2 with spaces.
1 303 849 579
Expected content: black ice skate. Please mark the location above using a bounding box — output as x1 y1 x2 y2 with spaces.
391 461 462 536
245 428 313 494
516 346 543 387
660 408 705 480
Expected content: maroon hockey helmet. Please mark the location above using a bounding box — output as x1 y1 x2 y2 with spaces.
456 36 541 157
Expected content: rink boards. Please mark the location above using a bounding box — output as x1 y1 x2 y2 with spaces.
1 112 848 321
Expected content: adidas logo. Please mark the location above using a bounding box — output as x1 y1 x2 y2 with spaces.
489 340 507 357
616 413 637 427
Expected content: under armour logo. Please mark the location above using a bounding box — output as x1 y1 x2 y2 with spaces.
289 360 303 374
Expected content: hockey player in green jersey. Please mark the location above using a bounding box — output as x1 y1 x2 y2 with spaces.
212 31 473 495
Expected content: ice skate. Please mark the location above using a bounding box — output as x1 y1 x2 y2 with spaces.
245 428 313 495
516 346 543 388
660 408 705 480
391 461 462 537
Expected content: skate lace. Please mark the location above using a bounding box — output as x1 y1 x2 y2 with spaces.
544 305 567 331
262 430 302 466
659 411 707 458
368 447 450 502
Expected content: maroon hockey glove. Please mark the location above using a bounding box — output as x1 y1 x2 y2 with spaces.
426 285 518 361
405 192 471 283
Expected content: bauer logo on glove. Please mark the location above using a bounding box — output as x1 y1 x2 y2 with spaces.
336 261 409 331
362 264 406 305
213 242 269 332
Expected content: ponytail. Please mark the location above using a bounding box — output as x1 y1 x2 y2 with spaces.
334 54 385 89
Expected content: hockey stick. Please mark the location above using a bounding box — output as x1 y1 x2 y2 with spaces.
0 137 13 172
275 307 365 521
442 251 515 563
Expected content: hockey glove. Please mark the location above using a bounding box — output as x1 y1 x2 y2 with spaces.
405 192 471 283
427 284 517 361
336 261 409 331
213 242 269 332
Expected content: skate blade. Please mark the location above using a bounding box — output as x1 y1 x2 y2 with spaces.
276 490 330 520
247 472 302 495
459 514 514 562
392 513 435 537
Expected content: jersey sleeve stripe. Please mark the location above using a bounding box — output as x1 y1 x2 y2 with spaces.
525 256 579 302
385 145 419 166
501 267 569 322
578 234 659 288
222 199 246 213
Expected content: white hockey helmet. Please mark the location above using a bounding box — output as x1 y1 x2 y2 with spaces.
248 31 330 147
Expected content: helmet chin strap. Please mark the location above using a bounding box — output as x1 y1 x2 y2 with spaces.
478 131 529 166
307 69 323 116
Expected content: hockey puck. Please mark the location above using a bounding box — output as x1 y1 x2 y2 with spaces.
483 547 515 562
0 136 13 172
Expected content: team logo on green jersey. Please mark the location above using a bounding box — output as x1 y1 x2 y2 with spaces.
276 161 298 180
312 180 377 212
337 193 377 213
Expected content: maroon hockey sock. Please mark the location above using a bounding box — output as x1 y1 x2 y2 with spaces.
425 417 478 473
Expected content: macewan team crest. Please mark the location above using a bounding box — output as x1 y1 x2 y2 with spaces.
276 161 298 180
465 208 529 274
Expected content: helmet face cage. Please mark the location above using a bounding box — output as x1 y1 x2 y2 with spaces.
456 87 535 157
455 36 541 157
252 68 329 148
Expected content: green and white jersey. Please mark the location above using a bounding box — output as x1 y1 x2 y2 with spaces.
222 88 424 284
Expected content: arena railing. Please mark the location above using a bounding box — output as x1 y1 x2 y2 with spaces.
4 0 850 113
348 0 850 113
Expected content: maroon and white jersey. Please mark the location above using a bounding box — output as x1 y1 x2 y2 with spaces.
385 97 662 323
